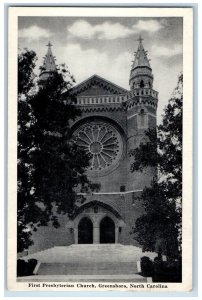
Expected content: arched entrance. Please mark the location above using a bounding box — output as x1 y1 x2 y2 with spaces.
100 216 115 243
78 217 93 244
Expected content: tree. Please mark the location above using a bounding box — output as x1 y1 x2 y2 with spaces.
18 49 39 252
17 50 96 252
130 74 183 259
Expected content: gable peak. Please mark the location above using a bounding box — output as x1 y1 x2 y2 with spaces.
70 74 128 96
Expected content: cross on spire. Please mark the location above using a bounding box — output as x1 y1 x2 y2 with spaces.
46 41 53 48
137 35 144 43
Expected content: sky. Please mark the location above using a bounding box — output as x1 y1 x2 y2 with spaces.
18 17 183 123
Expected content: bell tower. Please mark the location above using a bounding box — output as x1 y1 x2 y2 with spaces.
127 36 158 191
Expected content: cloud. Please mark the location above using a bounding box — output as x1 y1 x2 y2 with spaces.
132 20 164 33
54 43 131 88
151 44 182 57
18 25 52 41
67 19 164 40
96 22 134 39
67 20 97 39
67 20 133 40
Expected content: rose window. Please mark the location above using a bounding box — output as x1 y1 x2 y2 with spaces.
73 121 123 172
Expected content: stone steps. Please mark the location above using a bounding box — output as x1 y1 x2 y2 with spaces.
21 244 157 280
24 244 149 263
18 274 148 282
37 261 138 275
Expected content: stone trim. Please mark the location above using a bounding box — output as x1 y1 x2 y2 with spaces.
33 261 41 275
126 88 158 99
76 94 126 105
71 200 124 220
77 105 126 113
127 112 156 120
127 98 158 110
77 189 143 196
67 201 126 244
127 113 138 120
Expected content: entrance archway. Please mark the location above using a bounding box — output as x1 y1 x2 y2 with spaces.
100 216 115 243
78 217 93 244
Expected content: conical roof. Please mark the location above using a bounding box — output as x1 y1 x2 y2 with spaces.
132 36 151 69
41 42 57 73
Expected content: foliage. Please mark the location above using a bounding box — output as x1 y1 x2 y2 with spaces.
30 71 94 220
17 259 37 277
140 256 182 282
130 74 183 259
152 258 182 282
17 49 96 252
140 256 153 277
18 49 37 95
18 49 38 252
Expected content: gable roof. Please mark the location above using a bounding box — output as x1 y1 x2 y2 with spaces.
69 74 128 96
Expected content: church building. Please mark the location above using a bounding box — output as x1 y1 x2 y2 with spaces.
30 37 158 253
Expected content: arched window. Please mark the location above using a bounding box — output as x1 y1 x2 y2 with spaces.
140 80 144 88
140 110 145 127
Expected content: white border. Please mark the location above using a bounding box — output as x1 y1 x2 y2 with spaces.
7 6 193 292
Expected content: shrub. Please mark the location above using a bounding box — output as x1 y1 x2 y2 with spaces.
17 259 37 277
152 258 182 282
140 256 153 276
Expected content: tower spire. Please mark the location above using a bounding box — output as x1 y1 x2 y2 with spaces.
129 36 153 90
132 35 151 69
39 41 57 82
43 41 57 72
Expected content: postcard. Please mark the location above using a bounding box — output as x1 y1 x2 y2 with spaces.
7 6 193 292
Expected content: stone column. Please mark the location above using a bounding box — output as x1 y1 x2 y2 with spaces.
74 228 78 244
93 223 100 244
115 226 119 243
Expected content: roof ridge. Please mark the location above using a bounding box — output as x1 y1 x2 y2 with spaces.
71 74 129 93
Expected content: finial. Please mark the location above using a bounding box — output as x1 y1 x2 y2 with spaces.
46 41 53 48
137 35 144 43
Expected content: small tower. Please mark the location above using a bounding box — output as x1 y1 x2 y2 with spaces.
127 36 158 191
129 35 153 90
39 42 57 82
